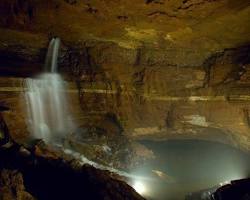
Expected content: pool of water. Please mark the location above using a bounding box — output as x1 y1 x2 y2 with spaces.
130 140 250 200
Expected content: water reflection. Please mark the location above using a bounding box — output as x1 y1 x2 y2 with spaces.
131 140 250 200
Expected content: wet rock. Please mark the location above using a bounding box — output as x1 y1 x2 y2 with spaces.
0 141 145 200
213 178 250 200
64 113 155 170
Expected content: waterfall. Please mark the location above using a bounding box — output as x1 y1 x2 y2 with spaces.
24 38 73 143
44 38 60 73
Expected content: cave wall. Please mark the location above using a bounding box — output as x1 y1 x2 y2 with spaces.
0 0 250 150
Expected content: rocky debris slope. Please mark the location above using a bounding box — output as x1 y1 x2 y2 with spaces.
0 169 35 200
65 113 155 170
0 116 145 200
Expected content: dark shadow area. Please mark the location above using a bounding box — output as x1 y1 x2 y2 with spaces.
0 143 144 200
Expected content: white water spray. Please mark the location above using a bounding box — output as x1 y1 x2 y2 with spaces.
24 38 73 143
24 38 152 193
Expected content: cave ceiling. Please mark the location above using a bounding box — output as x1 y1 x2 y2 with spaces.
0 0 250 151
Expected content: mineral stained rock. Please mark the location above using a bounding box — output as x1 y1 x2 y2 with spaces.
0 0 250 152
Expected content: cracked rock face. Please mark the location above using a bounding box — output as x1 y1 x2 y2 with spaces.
0 0 250 152
0 169 35 200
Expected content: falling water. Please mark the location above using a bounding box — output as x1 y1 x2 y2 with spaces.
44 38 60 73
24 38 72 143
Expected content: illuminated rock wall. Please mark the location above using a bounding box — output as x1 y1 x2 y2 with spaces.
0 0 249 150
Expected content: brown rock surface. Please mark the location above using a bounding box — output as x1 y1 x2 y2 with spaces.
0 140 145 200
0 0 250 152
0 169 35 200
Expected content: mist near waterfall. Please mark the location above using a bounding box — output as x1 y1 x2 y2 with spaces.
24 38 74 143
132 139 250 200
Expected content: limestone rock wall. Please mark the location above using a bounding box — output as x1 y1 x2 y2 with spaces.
0 0 250 151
